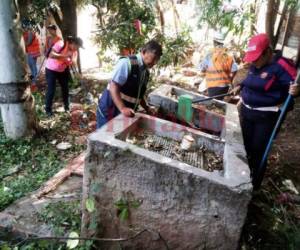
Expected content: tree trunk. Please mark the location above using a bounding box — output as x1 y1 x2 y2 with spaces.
265 0 280 48
156 0 165 34
170 0 180 34
17 0 30 21
274 2 288 48
0 0 38 139
60 0 77 38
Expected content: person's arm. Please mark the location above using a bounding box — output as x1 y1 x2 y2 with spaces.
140 98 149 112
140 97 157 115
230 84 242 95
197 54 210 74
48 41 69 59
71 50 78 66
109 58 135 117
25 32 33 46
49 50 69 59
277 63 300 96
289 83 300 96
110 82 134 117
230 60 238 82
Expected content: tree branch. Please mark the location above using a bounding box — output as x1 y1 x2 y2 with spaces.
49 8 62 32
20 229 170 249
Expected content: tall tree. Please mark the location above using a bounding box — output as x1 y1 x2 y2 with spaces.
0 0 38 139
265 0 280 47
50 0 78 38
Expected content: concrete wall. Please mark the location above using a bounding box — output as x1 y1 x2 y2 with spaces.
81 111 252 249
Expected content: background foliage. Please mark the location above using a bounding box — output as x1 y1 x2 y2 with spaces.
93 0 156 53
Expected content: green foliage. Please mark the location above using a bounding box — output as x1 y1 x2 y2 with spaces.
195 0 257 36
114 197 141 221
39 200 82 236
21 0 58 28
0 125 63 210
1 201 92 250
93 0 156 53
66 232 79 249
285 0 300 10
0 92 85 210
155 29 193 67
85 198 95 213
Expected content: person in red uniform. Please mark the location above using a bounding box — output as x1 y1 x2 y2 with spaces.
232 33 299 188
22 21 41 90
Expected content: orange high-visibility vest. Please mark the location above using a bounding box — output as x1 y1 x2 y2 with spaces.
45 35 61 51
23 31 40 58
52 41 77 68
205 48 233 88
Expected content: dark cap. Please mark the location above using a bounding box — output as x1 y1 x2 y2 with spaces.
66 36 84 49
74 37 84 49
47 24 57 30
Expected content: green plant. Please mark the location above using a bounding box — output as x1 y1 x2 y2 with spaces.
1 200 93 250
0 130 64 210
0 91 85 210
195 0 257 37
155 28 193 68
38 200 82 236
93 0 156 53
114 197 141 221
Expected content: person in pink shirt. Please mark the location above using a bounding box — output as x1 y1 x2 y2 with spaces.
45 36 83 116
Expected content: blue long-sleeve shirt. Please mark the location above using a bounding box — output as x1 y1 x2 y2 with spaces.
241 53 295 108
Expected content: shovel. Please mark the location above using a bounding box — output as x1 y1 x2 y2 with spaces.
177 93 232 123
192 93 232 103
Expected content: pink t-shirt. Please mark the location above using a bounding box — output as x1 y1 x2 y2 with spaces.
46 41 77 72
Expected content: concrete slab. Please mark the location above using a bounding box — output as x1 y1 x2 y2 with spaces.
82 112 252 250
148 84 227 136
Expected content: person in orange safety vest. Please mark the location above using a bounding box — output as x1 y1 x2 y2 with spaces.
44 24 61 57
45 36 84 116
22 21 41 88
198 32 238 100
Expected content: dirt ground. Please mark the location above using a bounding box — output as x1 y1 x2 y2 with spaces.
241 99 300 250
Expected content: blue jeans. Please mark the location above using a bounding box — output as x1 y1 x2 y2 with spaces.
27 54 38 83
96 92 121 129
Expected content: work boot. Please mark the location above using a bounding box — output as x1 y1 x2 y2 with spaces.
45 108 53 117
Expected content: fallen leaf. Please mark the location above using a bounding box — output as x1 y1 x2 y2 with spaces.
56 142 72 150
67 232 79 249
86 198 95 213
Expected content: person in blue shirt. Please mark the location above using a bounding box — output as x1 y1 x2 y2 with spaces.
231 33 299 189
97 40 162 128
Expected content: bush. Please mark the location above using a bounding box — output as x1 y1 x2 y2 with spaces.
94 0 156 53
154 29 193 68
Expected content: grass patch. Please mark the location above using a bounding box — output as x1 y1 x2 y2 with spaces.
0 200 94 250
0 92 85 210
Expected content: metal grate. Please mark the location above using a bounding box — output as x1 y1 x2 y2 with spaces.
123 132 223 172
